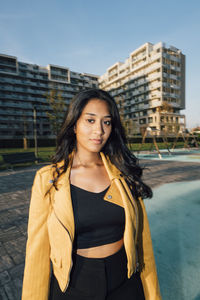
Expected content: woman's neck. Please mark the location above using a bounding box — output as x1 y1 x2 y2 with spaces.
73 151 102 168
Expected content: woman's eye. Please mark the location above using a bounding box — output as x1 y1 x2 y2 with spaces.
104 120 111 126
87 119 95 123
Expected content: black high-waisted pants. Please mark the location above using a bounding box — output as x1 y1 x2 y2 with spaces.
49 245 145 300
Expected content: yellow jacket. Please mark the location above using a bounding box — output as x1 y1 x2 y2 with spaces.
22 152 161 300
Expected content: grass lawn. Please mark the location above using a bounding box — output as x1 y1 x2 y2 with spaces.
0 142 195 171
128 141 186 151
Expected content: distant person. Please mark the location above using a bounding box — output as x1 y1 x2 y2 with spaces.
22 89 161 300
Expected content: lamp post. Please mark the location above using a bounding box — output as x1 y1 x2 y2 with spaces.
33 106 38 158
23 114 28 149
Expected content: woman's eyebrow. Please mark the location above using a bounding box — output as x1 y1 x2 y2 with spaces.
84 113 111 118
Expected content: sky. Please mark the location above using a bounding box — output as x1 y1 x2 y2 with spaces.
0 0 200 128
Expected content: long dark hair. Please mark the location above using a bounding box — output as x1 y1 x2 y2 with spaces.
51 88 152 199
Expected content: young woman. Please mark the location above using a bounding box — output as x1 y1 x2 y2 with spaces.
22 89 161 300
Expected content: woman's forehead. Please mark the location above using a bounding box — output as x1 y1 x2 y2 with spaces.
82 98 111 116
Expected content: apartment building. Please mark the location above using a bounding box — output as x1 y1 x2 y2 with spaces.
0 54 98 145
0 42 186 146
99 42 186 135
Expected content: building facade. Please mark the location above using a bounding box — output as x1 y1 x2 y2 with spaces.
99 42 186 135
0 42 186 146
0 54 98 145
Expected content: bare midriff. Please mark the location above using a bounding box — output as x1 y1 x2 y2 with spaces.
76 238 124 258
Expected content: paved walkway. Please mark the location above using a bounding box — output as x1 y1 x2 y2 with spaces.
0 160 200 299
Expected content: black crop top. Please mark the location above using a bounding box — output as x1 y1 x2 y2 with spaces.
70 184 125 249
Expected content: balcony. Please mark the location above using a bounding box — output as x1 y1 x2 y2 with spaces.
0 102 33 109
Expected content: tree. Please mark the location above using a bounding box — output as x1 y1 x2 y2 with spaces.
157 101 173 113
46 90 68 136
158 101 180 135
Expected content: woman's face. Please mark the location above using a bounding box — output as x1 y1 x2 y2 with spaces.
74 98 112 154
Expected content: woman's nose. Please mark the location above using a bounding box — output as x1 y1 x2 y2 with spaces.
94 121 104 134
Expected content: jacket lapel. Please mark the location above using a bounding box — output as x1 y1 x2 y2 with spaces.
51 155 75 241
100 152 124 207
100 152 121 180
100 152 137 277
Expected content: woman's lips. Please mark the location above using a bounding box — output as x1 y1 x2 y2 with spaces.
90 139 102 144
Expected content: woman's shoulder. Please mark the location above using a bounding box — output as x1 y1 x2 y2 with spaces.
31 164 57 197
34 164 56 186
35 160 65 185
37 163 54 175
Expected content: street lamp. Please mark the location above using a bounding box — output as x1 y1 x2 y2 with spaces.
23 113 28 150
33 105 38 158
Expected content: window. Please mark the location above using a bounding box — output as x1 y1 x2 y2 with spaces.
171 70 176 75
148 117 153 123
139 118 146 124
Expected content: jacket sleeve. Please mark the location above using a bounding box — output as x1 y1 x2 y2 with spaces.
138 197 162 300
21 170 51 300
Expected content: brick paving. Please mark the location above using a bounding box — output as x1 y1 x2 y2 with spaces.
0 160 200 300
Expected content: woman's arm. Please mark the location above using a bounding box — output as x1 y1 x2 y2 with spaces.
22 170 51 300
